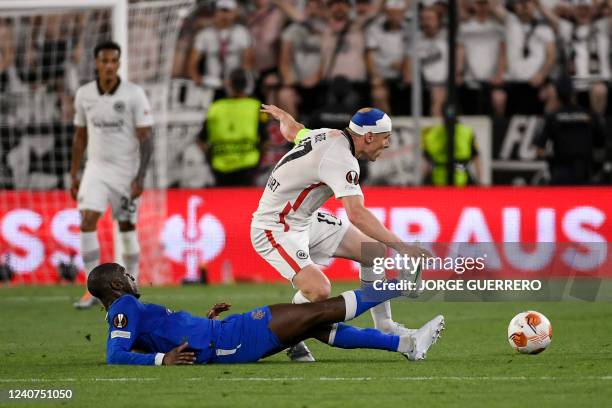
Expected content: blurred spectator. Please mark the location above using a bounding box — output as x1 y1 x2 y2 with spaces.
366 0 413 115
493 0 557 115
188 0 253 99
319 0 371 106
422 121 482 186
198 68 268 186
416 6 454 116
278 0 326 118
356 0 386 27
423 0 450 22
534 76 606 184
457 0 507 116
129 11 161 83
73 11 112 85
540 0 610 116
246 0 302 105
172 3 215 78
30 14 78 92
0 18 15 93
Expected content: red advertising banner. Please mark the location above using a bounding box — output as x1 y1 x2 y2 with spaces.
1 187 611 284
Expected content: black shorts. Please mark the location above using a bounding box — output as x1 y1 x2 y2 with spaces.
385 79 412 116
295 84 324 116
458 83 499 115
505 82 546 116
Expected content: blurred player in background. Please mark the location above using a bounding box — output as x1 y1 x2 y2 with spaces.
70 41 154 309
252 104 442 362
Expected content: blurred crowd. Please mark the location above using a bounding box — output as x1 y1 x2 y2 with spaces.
1 0 611 189
171 0 612 120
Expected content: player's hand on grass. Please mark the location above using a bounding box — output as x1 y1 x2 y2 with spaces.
207 303 231 319
162 342 196 365
70 178 80 201
130 177 144 199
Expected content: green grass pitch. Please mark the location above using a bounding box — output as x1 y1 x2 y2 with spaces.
1 283 611 407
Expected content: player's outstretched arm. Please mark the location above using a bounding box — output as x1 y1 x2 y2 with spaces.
69 126 88 200
260 104 304 143
341 195 431 259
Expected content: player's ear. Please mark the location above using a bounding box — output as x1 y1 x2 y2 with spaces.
110 278 123 291
365 132 374 143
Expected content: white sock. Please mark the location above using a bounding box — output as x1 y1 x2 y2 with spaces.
397 333 415 353
80 231 100 277
292 290 311 304
370 301 395 332
120 230 140 280
340 291 357 321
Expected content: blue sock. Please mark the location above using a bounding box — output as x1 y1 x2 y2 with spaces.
329 323 400 352
341 281 403 321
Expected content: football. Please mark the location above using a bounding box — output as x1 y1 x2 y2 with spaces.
507 311 552 354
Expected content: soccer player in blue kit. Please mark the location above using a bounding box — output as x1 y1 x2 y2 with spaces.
90 263 443 365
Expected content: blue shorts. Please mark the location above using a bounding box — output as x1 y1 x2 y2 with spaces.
209 306 283 364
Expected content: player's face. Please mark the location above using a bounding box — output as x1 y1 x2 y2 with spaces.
364 132 391 161
95 49 120 82
119 267 140 298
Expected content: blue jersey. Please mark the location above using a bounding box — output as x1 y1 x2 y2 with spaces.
105 295 283 365
106 294 221 365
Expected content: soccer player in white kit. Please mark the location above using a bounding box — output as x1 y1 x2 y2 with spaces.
70 41 154 309
252 104 444 361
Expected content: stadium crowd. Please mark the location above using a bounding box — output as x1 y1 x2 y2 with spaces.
1 0 611 189
172 0 612 119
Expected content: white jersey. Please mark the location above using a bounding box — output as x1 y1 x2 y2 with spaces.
252 129 363 232
73 79 154 185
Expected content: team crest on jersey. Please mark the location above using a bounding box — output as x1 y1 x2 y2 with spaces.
251 309 266 320
346 170 359 185
113 100 126 113
112 313 128 329
296 250 308 260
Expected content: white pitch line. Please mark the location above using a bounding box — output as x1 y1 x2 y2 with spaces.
215 376 612 382
0 378 159 383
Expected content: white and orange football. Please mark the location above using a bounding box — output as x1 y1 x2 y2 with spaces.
507 311 552 354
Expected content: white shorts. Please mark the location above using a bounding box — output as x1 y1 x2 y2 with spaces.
77 167 139 223
251 211 350 282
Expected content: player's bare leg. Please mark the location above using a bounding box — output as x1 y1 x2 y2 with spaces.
74 209 103 309
118 221 140 281
333 224 417 336
268 285 444 360
286 265 331 362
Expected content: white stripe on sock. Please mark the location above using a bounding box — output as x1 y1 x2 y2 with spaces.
340 291 357 321
328 323 338 345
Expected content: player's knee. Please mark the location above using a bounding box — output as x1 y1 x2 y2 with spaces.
80 212 99 232
301 283 331 302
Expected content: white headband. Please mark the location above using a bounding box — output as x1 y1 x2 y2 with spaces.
349 113 392 135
